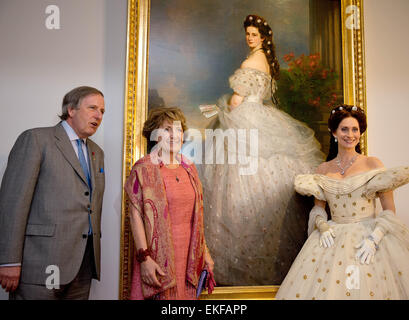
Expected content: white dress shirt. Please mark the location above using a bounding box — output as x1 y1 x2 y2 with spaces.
61 120 89 166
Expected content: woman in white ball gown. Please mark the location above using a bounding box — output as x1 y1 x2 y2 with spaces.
276 105 409 299
199 14 324 285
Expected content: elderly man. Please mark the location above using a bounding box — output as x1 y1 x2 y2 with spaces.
0 86 106 299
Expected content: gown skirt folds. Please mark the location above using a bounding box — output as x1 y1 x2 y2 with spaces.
199 68 324 285
275 166 409 300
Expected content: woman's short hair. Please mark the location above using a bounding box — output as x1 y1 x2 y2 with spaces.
143 107 188 153
60 86 104 120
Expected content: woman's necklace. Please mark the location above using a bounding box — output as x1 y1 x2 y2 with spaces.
164 164 180 182
336 154 358 175
247 47 263 59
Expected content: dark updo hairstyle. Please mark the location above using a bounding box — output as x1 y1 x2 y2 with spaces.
244 14 280 80
326 104 367 161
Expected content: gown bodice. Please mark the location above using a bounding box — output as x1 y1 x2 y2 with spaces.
229 67 273 103
276 165 409 300
210 67 324 163
295 166 409 224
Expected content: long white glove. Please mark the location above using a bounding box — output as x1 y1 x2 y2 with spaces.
316 216 336 248
355 227 384 264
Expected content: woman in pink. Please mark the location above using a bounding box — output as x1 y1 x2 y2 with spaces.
124 107 215 300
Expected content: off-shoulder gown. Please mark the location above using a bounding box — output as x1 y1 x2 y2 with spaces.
276 166 409 299
199 68 324 285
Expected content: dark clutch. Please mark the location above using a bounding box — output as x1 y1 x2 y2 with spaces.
196 269 208 299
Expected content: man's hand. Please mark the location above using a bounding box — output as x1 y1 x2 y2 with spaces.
0 266 21 292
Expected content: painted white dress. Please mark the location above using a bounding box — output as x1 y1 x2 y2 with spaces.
275 166 409 300
199 68 324 285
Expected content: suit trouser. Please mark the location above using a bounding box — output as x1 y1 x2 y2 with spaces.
9 236 97 300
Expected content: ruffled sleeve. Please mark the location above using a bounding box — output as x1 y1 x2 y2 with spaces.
294 174 326 201
365 166 409 198
229 69 256 97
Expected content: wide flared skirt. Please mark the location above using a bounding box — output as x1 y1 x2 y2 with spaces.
199 100 324 285
275 219 409 300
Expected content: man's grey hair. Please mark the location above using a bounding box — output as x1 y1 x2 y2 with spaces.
59 86 104 120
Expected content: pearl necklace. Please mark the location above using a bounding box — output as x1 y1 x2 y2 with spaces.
335 154 358 175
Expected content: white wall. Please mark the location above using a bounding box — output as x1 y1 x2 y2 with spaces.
364 0 409 226
0 0 127 299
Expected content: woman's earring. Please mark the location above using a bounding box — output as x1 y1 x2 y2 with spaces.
334 137 338 143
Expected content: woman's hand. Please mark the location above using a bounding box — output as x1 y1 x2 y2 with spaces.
319 228 336 248
228 93 244 110
140 256 165 287
204 249 215 274
204 250 216 293
316 216 336 248
355 238 377 264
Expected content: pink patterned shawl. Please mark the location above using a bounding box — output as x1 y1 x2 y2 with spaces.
124 153 206 299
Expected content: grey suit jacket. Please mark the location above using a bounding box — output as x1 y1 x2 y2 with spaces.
0 123 105 285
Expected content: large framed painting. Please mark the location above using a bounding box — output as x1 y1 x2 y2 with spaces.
120 0 367 299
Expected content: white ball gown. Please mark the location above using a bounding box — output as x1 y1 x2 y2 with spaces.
198 67 324 285
275 166 409 299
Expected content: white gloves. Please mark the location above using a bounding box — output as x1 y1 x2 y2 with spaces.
355 227 384 264
316 216 336 248
308 206 335 248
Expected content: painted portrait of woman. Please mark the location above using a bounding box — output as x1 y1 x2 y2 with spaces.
146 0 344 286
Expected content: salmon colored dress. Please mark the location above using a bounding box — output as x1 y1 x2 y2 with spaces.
156 165 197 300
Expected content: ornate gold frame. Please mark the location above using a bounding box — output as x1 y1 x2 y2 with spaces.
119 0 367 300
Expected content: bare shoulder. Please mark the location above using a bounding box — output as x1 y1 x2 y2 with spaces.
315 162 330 175
241 52 269 73
240 59 251 69
241 56 257 69
364 156 385 170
